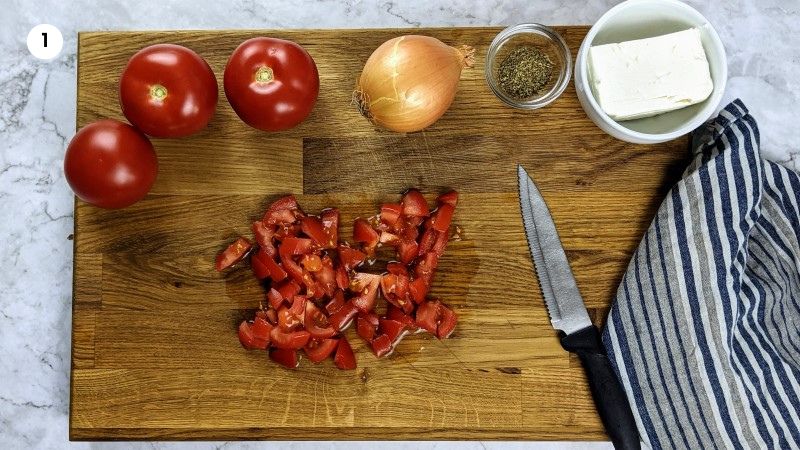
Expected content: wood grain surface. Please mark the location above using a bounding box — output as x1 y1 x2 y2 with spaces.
71 27 690 440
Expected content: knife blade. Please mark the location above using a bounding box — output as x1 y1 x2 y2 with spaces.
517 165 641 450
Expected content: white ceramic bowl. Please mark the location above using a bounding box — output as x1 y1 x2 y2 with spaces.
574 0 727 144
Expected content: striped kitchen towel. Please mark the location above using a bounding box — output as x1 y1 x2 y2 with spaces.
603 99 800 449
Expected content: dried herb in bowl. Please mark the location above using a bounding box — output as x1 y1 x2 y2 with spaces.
498 46 554 99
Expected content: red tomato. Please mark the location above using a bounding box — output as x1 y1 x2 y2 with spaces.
267 288 284 310
386 262 408 276
356 312 379 342
252 221 276 257
432 204 455 233
418 228 436 256
436 304 457 339
397 240 418 265
321 208 339 245
313 256 337 297
224 37 319 131
353 218 379 254
437 191 459 207
408 277 429 304
215 237 252 271
119 44 217 138
326 290 346 315
415 300 440 335
269 348 299 369
350 273 381 313
335 264 349 290
238 321 256 349
338 246 366 271
380 203 403 228
334 337 357 370
250 250 271 279
386 304 416 329
301 254 323 272
64 120 157 209
275 279 301 302
402 189 429 217
300 216 330 248
304 338 339 363
270 328 310 349
280 237 314 256
305 301 336 339
251 316 273 348
371 334 393 358
379 318 407 344
329 301 358 331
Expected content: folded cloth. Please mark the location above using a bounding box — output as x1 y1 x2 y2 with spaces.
603 100 800 449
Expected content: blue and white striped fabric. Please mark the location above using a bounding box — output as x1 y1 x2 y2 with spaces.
603 100 800 449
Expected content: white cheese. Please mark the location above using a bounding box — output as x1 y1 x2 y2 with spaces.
588 28 713 121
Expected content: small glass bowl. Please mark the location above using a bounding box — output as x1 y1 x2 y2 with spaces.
485 23 572 109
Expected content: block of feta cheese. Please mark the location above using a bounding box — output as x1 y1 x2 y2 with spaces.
588 28 713 121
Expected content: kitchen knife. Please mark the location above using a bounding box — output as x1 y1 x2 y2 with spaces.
517 165 640 450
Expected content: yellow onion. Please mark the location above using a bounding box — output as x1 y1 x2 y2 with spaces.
355 35 474 133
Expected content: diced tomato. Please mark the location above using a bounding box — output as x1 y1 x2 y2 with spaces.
313 256 337 298
381 273 412 313
432 229 449 257
280 252 317 296
267 288 284 310
264 308 278 325
321 208 339 246
251 316 272 349
353 218 379 254
301 254 322 272
408 277 429 304
270 328 311 350
275 279 301 302
436 304 457 339
414 252 439 281
334 336 357 370
274 223 301 240
280 237 314 256
326 290 346 315
238 321 256 349
371 334 393 357
278 306 302 331
335 264 349 290
329 301 358 331
304 338 339 363
305 301 336 339
215 237 252 271
432 204 455 233
356 312 379 342
252 221 276 257
300 216 331 249
269 348 299 369
417 228 436 256
338 246 366 271
401 189 429 217
386 304 416 329
379 318 406 344
264 208 297 226
379 231 400 246
386 262 408 276
289 295 306 317
397 240 418 264
415 300 441 334
250 250 271 280
380 203 402 228
400 217 422 242
267 195 299 213
263 252 287 282
350 272 381 313
437 190 458 207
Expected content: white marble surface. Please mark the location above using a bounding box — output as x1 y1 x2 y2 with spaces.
1 0 798 448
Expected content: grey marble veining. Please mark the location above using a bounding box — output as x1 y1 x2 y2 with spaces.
0 1 798 449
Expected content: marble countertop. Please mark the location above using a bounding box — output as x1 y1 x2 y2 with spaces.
1 1 797 448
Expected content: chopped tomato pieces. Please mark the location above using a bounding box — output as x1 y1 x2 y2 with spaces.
215 237 252 271
334 337 357 370
304 338 339 363
223 190 459 369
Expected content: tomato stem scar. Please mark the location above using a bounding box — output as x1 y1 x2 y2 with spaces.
150 84 168 101
255 66 274 83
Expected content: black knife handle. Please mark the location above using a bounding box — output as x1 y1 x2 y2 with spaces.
561 326 641 450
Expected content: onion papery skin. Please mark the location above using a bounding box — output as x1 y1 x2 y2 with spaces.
355 35 474 133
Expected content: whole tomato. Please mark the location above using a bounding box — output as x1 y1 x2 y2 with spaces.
224 37 319 132
120 44 218 138
64 119 158 209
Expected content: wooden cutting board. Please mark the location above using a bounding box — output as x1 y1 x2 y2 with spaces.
70 27 689 440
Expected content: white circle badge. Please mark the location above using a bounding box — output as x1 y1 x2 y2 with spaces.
27 24 63 60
